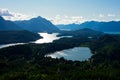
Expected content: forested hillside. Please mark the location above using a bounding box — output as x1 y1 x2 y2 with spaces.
0 30 42 44
0 34 120 80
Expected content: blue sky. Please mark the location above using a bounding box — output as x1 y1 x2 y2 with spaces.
0 0 120 24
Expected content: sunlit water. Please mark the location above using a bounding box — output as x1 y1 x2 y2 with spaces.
46 47 92 61
0 33 72 49
0 43 25 49
0 33 92 61
35 33 60 43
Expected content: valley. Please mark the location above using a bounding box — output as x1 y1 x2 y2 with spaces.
0 16 120 80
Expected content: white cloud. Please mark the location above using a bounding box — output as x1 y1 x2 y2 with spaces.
107 14 115 17
99 14 105 18
99 14 116 18
54 15 61 20
0 8 32 21
49 15 85 24
115 18 120 21
0 8 119 24
0 9 13 16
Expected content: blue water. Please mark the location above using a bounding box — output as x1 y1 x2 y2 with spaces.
46 47 92 61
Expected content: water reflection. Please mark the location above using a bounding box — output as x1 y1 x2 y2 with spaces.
46 47 92 61
0 43 25 49
0 33 72 49
35 33 72 44
35 33 61 43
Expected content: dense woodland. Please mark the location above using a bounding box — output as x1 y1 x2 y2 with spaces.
58 28 103 38
0 30 42 44
0 33 120 80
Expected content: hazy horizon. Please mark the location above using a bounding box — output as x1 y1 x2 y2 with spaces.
0 0 120 24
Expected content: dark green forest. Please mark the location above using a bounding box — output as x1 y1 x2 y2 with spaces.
0 34 120 80
0 30 42 44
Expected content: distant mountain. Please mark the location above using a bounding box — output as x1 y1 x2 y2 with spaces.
57 21 120 32
0 30 42 44
0 16 23 31
14 16 60 33
58 28 103 38
57 24 79 31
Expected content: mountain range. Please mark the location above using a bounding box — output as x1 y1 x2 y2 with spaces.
0 16 60 33
0 16 23 31
1 15 120 33
57 21 120 32
14 16 60 33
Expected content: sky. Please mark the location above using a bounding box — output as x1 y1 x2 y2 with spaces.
0 0 120 24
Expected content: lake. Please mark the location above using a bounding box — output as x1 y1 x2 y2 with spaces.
0 33 72 49
46 47 93 61
0 43 25 49
35 33 60 43
0 33 92 61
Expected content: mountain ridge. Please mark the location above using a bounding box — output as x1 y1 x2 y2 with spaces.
57 21 120 32
0 16 23 31
14 16 60 33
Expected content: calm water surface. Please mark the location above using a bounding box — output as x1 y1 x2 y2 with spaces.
0 33 71 49
35 33 60 43
46 47 93 61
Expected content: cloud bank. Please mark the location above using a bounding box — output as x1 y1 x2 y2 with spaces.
0 8 119 24
0 8 32 21
0 9 13 16
50 15 85 24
